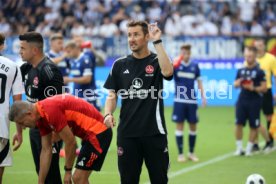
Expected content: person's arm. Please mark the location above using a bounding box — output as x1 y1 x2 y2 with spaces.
64 75 91 84
255 81 267 93
198 79 206 107
58 125 77 184
41 64 64 96
12 65 25 151
104 90 117 128
12 94 23 151
243 70 267 93
234 69 242 88
38 133 52 184
51 53 67 65
149 23 173 77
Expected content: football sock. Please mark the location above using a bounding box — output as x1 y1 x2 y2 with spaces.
189 131 197 153
267 120 274 144
236 140 243 151
175 130 183 154
246 142 254 153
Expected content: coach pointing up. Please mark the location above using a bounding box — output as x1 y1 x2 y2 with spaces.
104 20 173 184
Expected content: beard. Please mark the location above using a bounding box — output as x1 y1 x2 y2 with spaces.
129 43 142 53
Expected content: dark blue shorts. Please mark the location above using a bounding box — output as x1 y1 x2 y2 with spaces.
172 102 198 123
235 99 262 128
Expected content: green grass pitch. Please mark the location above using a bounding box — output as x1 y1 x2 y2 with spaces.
3 107 276 184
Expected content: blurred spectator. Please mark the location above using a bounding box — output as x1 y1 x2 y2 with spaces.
250 20 265 36
269 21 276 36
99 16 119 38
112 7 128 26
1 0 276 37
71 20 86 37
238 1 255 25
147 1 162 22
0 17 11 36
164 11 182 37
130 5 146 21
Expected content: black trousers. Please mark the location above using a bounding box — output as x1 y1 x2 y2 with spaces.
117 135 170 184
29 128 62 184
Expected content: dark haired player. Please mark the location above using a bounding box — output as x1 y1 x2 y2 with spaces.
19 32 64 184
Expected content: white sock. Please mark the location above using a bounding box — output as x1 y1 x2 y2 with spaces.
236 140 243 150
246 142 254 153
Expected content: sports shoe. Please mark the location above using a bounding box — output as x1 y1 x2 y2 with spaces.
233 149 245 156
188 153 199 162
263 141 273 154
251 144 260 154
177 154 186 162
245 151 252 157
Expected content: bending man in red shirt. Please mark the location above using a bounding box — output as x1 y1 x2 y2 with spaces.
9 94 112 184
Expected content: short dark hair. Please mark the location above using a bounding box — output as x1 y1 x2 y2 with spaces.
245 46 257 53
254 38 265 44
127 20 149 35
0 33 5 45
50 33 63 42
181 44 192 51
19 32 44 50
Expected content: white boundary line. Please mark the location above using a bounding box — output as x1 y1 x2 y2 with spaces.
143 152 234 184
144 145 276 184
168 152 233 178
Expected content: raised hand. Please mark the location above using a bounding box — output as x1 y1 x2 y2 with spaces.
148 22 162 41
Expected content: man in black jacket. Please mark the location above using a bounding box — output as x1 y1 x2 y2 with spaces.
19 32 63 184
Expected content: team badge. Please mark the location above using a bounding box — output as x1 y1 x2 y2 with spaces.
145 65 154 74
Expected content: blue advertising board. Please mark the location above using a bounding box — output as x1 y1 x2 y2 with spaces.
94 67 241 107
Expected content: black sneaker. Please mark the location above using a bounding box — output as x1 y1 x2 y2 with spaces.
263 142 273 154
252 144 260 153
269 140 274 148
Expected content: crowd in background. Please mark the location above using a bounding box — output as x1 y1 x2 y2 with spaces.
1 0 276 38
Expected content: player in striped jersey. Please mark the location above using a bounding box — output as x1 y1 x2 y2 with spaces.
0 33 24 184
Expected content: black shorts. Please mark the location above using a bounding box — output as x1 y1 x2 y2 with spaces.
75 128 112 171
117 135 169 184
236 99 262 128
262 89 274 115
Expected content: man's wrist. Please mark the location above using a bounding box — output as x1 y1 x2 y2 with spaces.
104 113 113 120
153 39 162 45
64 166 72 172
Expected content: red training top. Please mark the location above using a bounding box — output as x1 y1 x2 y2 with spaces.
36 94 107 153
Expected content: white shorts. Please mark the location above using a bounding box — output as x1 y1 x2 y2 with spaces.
0 138 12 167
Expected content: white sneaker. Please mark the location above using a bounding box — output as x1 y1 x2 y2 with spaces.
188 153 199 162
177 154 186 162
245 151 252 157
233 149 245 156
